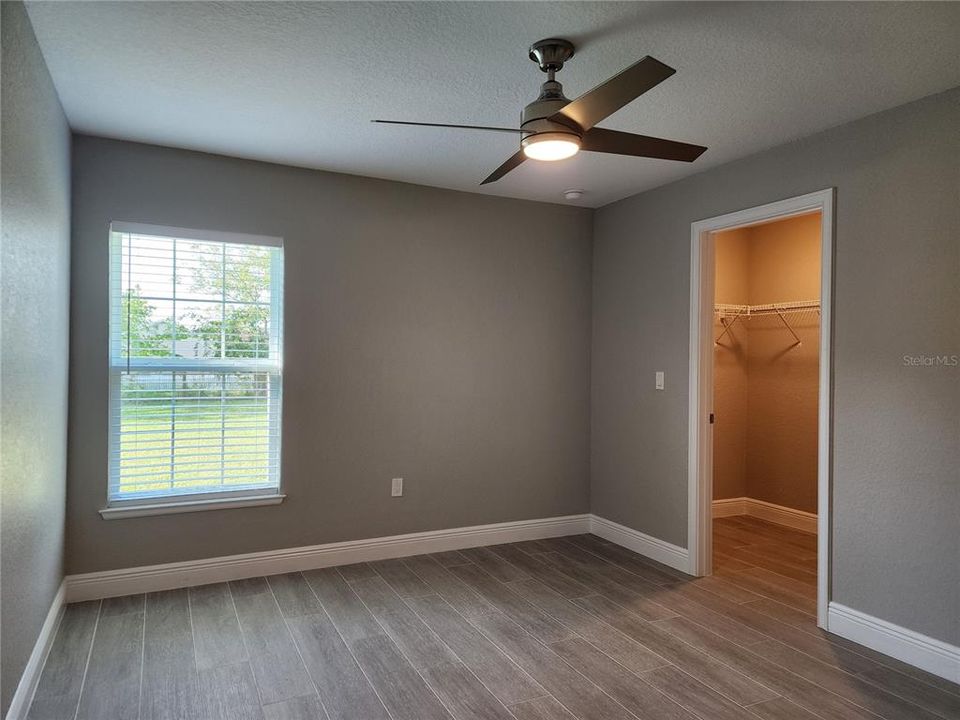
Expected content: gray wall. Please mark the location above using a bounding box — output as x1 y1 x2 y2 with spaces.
67 136 593 574
591 88 959 644
0 2 72 714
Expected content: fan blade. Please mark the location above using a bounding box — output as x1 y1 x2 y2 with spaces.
551 56 675 132
373 120 525 134
480 150 526 185
581 127 707 162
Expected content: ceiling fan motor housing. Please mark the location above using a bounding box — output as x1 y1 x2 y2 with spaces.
521 39 581 141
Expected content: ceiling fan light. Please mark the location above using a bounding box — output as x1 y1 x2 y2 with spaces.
522 132 581 161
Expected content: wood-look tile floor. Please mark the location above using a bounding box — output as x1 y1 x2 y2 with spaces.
29 528 960 720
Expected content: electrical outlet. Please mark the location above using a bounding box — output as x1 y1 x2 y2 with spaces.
391 477 403 497
655 371 665 390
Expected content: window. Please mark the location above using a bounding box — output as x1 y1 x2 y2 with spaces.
108 222 283 510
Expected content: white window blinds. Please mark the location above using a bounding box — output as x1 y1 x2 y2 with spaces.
108 222 283 504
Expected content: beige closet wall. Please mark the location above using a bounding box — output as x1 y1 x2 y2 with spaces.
714 213 820 513
713 229 750 501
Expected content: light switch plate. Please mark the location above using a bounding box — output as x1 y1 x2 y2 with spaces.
655 371 665 390
391 477 403 497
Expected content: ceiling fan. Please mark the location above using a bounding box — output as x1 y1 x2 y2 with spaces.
374 38 707 185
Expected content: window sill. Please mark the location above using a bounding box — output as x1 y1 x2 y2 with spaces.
99 493 285 520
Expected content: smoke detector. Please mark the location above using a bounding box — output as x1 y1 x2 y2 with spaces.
563 189 585 201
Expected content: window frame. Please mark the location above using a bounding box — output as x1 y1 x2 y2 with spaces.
105 221 285 516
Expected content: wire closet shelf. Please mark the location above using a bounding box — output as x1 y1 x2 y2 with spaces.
714 299 820 345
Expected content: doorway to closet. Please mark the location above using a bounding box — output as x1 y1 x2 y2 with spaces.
712 210 820 622
687 190 834 628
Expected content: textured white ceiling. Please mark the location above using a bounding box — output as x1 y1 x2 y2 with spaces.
25 1 960 207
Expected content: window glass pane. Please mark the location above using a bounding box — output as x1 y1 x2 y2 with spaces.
116 372 173 496
224 303 270 359
123 235 173 298
175 240 224 302
121 297 174 359
115 371 278 498
109 225 282 503
225 244 272 304
175 301 222 359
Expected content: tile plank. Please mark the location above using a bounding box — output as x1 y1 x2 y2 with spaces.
654 615 882 720
736 567 818 600
744 597 818 631
747 697 824 720
140 589 202 720
262 695 328 720
229 578 315 706
350 576 457 669
336 562 377 582
75 600 144 720
100 594 145 617
286 613 389 720
430 550 473 567
641 584 768 646
712 568 817 613
267 573 323 617
303 567 382 643
549 637 695 720
538 552 675 621
489 544 593 599
423 660 516 720
406 594 544 705
460 546 529 583
573 594 777 706
347 576 407 615
404 554 496 618
508 580 667 673
724 517 817 551
858 664 960 719
546 544 661 596
351 634 452 720
509 539 558 555
508 696 577 720
451 563 573 644
562 535 686 585
189 583 248 670
672 574 762 604
748 639 945 720
664 583 887 675
369 558 432 597
197 660 265 720
471 612 636 720
28 600 101 720
641 664 751 720
823 632 960 696
713 551 756 572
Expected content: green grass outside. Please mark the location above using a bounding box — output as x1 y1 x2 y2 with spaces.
118 399 273 496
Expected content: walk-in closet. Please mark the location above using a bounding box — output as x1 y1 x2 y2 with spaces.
711 212 821 611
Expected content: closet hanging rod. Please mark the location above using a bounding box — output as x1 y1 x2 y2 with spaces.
714 300 818 345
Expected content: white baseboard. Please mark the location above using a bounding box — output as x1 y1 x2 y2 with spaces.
828 603 960 684
65 514 591 602
48 515 960 690
6 580 66 720
588 515 690 574
712 496 817 534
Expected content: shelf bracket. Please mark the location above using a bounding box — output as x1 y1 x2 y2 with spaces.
715 309 746 345
775 308 802 345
